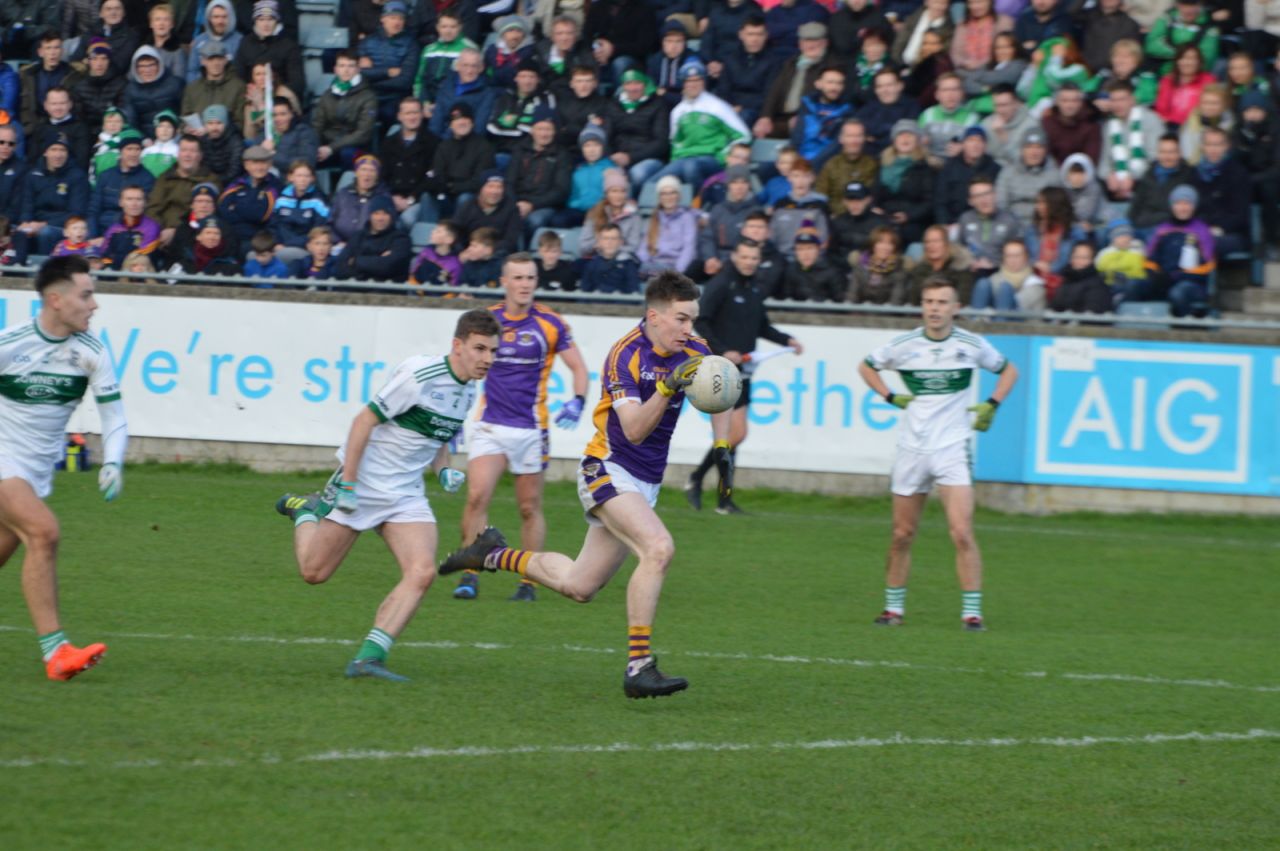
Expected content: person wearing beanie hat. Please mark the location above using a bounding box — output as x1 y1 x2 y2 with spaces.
1232 88 1280 254
485 14 535 92
646 54 750 190
994 121 1062 224
357 0 419 126
68 1 140 80
647 19 696 108
336 188 411 282
561 120 613 225
1119 181 1217 316
178 215 243 276
508 101 573 244
71 35 127 133
637 172 699 276
198 99 245 185
13 131 90 263
88 126 157 237
233 0 305 100
486 57 554 155
1095 217 1147 287
932 118 999 224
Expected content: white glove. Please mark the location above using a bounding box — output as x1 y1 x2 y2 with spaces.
334 480 358 512
98 462 123 502
438 467 466 494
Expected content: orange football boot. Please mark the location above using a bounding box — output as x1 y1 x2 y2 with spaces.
45 642 107 681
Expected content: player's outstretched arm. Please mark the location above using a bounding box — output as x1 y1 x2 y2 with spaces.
554 344 591 429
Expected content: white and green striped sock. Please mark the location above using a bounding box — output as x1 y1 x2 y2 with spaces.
39 629 68 662
354 627 394 662
885 586 906 615
962 591 983 621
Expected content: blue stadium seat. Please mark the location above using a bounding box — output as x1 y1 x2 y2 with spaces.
636 180 694 211
531 227 582 259
334 170 355 193
410 221 436 250
300 26 348 51
750 138 788 164
1114 300 1172 330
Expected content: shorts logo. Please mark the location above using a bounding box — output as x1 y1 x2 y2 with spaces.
582 461 602 477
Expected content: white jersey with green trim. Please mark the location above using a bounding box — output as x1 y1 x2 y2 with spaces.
0 319 121 476
866 325 1007 453
339 354 475 496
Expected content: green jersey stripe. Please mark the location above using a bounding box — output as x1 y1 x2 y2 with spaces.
95 392 121 404
391 405 465 440
0 373 89 405
898 368 974 395
0 326 35 346
74 333 104 352
367 401 388 423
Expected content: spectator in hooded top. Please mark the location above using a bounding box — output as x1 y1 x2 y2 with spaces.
20 34 84 129
604 69 671 188
357 0 421 125
313 51 379 171
15 136 90 262
89 131 156 237
233 0 305 99
182 40 248 133
336 194 412 282
72 38 128 134
188 1 244 83
771 157 831 258
123 47 186 137
711 15 782 128
71 0 140 79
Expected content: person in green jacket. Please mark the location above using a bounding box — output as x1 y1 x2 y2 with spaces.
1016 36 1091 111
1144 0 1220 75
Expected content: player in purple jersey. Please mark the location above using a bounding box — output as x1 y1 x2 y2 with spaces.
453 253 589 602
439 273 732 699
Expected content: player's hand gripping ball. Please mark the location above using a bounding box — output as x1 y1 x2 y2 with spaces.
684 355 743 414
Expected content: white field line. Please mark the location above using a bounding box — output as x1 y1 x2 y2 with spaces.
3 624 1278 694
2 728 1276 770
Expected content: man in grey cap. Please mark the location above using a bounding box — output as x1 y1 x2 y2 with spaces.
994 128 1061 225
181 38 247 130
217 144 283 243
698 163 762 277
755 20 839 139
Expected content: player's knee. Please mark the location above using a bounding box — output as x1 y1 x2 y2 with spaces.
298 557 333 585
891 525 916 548
949 526 976 551
406 564 437 590
25 520 60 553
564 584 598 603
640 534 676 568
517 499 541 523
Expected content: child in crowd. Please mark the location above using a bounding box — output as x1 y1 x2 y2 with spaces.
92 108 127 181
121 251 157 283
288 227 340 281
410 220 463 286
758 146 799 209
52 218 100 264
535 229 575 291
1095 220 1146 288
142 111 180 177
459 227 502 288
578 223 640 293
561 125 612 227
244 231 290 282
1061 153 1104 234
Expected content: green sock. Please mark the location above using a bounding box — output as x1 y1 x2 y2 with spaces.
962 591 983 621
39 629 67 662
354 627 393 662
884 586 906 615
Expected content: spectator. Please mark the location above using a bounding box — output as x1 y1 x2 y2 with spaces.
638 175 699 274
581 168 644 258
73 0 140 79
971 237 1046 311
1051 240 1112 313
150 136 219 241
145 4 189 80
771 158 831 257
142 111 182 178
329 154 390 244
414 11 477 108
1087 38 1158 108
1145 0 1220 75
961 32 1026 105
556 65 609 151
72 39 128 134
874 121 935 246
89 131 155 237
1192 126 1253 256
604 69 670 187
1224 50 1271 104
847 225 909 303
535 230 576 291
233 0 305 99
1014 0 1072 55
506 107 573 244
780 228 843 300
200 104 244 184
699 0 760 65
849 26 896 107
534 15 597 96
217 144 281 243
995 128 1060 224
96 185 162 268
1039 84 1100 169
422 103 495 222
485 16 536 92
857 69 920 156
936 126 1000 225
336 194 411 281
271 160 329 261
165 182 235 265
1071 0 1141 75
737 211 786 293
650 59 750 189
758 145 799 208
694 141 752 210
1060 153 1105 233
181 41 247 132
15 137 90 262
313 51 378 170
765 0 830 57
1155 44 1216 127
51 217 98 261
980 84 1034 168
377 97 436 229
253 99 318 173
585 0 660 79
829 0 891 59
459 227 503 287
712 15 781 127
1095 219 1147 288
487 59 557 157
20 35 84 129
904 224 974 303
791 66 855 165
241 61 302 143
918 73 980 167
1122 184 1215 315
1098 80 1166 202
1025 185 1077 296
455 171 522 255
580 223 642 293
0 2 58 61
830 180 888 271
357 1 419 125
178 216 243 275
1179 83 1234 165
756 22 838 140
187 1 243 83
893 0 953 67
123 47 186 137
287 226 339 281
409 220 463 286
27 87 91 170
697 165 761 276
0 127 25 226
1233 91 1280 257
90 109 128 179
407 0 479 51
429 48 497 139
243 230 289 280
957 175 1020 275
560 124 612 227
951 0 1013 74
816 119 878 216
649 20 698 109
1242 0 1280 57
902 29 955 109
1017 36 1090 112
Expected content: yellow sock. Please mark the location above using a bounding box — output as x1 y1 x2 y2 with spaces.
628 625 651 661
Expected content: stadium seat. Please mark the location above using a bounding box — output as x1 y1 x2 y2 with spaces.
750 138 788 164
531 227 582 259
297 0 339 11
300 26 348 51
1114 300 1172 330
410 221 436 250
637 181 694 211
335 170 355 193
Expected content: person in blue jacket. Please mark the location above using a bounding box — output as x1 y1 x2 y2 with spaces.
15 136 89 262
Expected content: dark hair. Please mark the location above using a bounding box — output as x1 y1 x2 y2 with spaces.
1173 43 1204 78
570 64 598 78
38 32 62 47
536 230 561 247
743 210 771 225
920 275 959 297
44 86 71 101
436 219 462 243
335 49 359 64
502 251 536 274
1036 186 1075 232
598 223 621 236
1158 132 1181 145
1104 78 1135 95
991 83 1018 97
644 271 699 307
454 308 501 340
968 174 995 189
399 94 422 107
35 255 90 294
470 227 499 248
733 238 762 254
179 133 202 148
251 231 275 253
991 32 1024 63
741 15 767 29
862 26 892 45
868 226 901 252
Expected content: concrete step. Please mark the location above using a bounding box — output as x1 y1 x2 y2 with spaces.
1266 262 1280 290
1243 286 1280 314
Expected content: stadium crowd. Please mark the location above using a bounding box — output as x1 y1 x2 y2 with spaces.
0 0 1278 317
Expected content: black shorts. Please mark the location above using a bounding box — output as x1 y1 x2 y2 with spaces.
734 378 752 410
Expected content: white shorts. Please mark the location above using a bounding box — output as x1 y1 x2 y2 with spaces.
0 455 53 499
468 422 549 475
576 457 661 527
322 471 436 532
890 441 973 497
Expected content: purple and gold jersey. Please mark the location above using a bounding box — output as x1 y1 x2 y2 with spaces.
478 302 574 430
584 322 711 484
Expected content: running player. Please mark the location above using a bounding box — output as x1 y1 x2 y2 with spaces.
857 276 1019 631
453 253 589 602
439 272 731 698
275 309 500 681
0 256 126 680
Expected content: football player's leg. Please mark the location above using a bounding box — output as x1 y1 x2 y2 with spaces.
294 518 360 585
887 493 927 588
0 523 21 569
595 494 674 628
374 521 439 637
519 522 631 602
461 453 507 545
0 478 62 634
512 472 546 551
938 484 984 625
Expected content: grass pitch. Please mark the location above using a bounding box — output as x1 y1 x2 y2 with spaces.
1 465 1277 849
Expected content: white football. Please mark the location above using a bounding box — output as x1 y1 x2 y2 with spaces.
685 355 743 414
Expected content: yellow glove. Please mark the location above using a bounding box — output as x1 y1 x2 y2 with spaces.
967 399 1000 432
657 355 704 397
885 392 915 409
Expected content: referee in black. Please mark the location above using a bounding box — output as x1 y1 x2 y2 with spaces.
686 238 804 514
